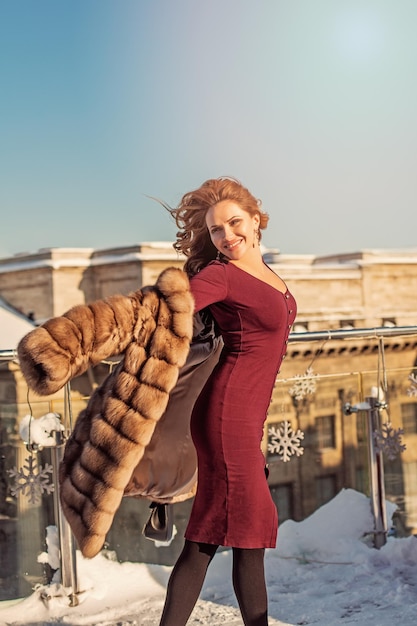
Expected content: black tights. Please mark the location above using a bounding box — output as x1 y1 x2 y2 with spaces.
158 540 268 626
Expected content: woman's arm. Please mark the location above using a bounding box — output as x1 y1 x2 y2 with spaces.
190 262 228 312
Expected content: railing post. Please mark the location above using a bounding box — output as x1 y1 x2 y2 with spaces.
344 397 388 548
51 430 79 606
365 396 388 548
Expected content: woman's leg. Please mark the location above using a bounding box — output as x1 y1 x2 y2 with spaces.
232 547 268 626
159 539 218 626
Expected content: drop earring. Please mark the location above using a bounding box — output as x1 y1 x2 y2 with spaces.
216 250 221 260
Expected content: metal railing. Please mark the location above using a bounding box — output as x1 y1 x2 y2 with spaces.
287 324 417 342
0 349 17 361
1 324 417 603
0 345 79 603
288 325 417 549
2 325 417 362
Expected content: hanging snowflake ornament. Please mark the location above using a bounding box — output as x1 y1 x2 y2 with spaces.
288 366 318 401
407 373 417 397
373 422 406 461
268 420 305 462
7 454 54 504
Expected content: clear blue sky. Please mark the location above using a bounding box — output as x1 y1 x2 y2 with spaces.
1 0 416 258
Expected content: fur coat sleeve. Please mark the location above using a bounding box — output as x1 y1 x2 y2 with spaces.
17 267 194 558
17 267 192 396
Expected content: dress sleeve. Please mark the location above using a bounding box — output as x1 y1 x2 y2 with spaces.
190 262 228 312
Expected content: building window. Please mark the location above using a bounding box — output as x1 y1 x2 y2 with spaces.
292 322 309 333
270 483 294 523
315 415 336 449
401 403 417 434
316 475 337 507
355 467 368 494
340 320 355 329
403 461 417 530
356 412 366 443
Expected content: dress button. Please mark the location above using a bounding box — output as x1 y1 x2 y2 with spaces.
285 293 290 299
289 309 293 314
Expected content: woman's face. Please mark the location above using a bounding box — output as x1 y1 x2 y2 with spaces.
205 200 260 261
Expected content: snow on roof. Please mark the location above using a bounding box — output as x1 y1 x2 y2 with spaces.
0 297 35 351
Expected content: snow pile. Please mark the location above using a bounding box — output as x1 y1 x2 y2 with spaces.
275 488 397 561
37 526 60 572
19 413 64 447
1 488 417 625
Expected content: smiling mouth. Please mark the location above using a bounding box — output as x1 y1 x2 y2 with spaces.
224 239 243 251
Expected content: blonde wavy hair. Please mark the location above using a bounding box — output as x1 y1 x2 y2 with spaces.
168 177 269 276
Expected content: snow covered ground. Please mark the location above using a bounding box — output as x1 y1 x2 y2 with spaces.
1 489 416 625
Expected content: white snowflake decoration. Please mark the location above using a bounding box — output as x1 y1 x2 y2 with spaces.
407 373 417 397
288 366 318 401
268 421 305 462
373 422 406 461
7 455 54 504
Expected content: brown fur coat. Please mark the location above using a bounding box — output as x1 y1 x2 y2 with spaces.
17 267 197 558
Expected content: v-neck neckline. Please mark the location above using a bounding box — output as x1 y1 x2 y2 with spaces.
228 261 288 296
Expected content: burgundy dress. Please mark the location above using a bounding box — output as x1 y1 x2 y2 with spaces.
185 261 297 549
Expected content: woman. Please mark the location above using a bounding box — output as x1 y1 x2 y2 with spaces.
159 177 297 626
